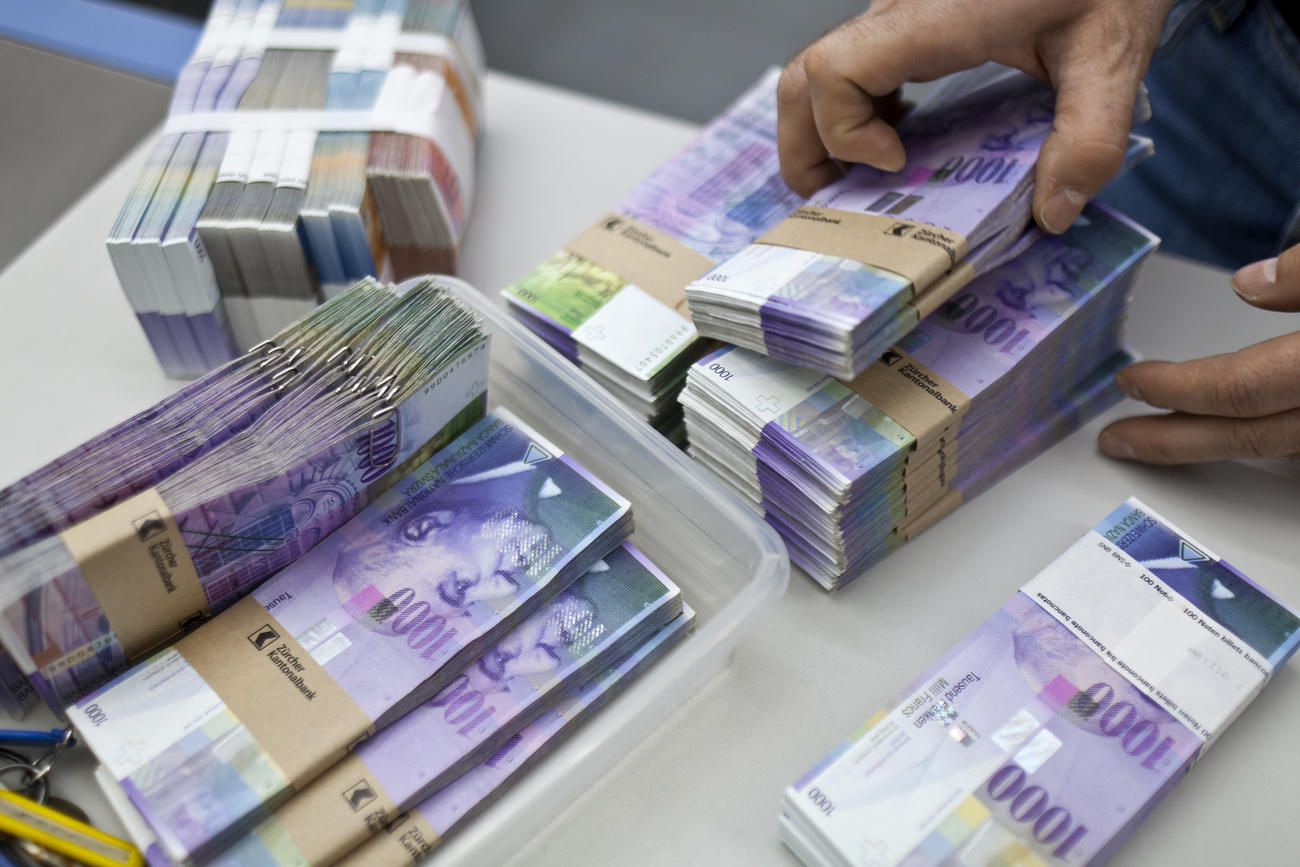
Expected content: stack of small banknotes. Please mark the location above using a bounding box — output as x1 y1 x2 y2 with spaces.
502 68 804 440
108 0 483 378
684 66 1151 381
0 276 490 711
72 410 692 866
681 203 1158 589
782 498 1300 866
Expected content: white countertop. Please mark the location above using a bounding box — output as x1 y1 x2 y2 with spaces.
0 71 1296 866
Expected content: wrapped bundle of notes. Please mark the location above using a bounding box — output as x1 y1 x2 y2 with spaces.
681 203 1157 589
0 277 489 710
782 499 1300 866
207 545 688 866
99 593 695 866
108 0 483 378
502 69 805 441
335 603 693 867
685 67 1151 381
71 410 640 865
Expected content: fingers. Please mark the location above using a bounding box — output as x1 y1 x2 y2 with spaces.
1232 244 1300 311
1104 329 1300 465
1099 408 1300 464
803 42 906 172
1114 332 1300 418
777 6 991 196
776 60 846 197
1032 63 1139 233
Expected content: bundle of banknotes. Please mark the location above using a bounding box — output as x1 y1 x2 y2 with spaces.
0 276 490 711
681 203 1158 589
684 66 1152 381
782 498 1300 866
108 0 483 378
71 409 689 866
502 68 804 440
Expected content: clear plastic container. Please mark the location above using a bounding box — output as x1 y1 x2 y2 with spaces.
429 277 790 864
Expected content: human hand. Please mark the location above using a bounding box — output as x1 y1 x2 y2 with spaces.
1099 246 1300 464
776 0 1174 232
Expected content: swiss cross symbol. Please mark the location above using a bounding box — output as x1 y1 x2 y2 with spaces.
754 393 781 413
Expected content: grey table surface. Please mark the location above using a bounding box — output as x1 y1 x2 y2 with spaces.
0 72 1296 866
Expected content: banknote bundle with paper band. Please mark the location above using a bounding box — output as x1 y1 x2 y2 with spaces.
0 276 490 711
335 605 695 867
681 203 1158 589
108 0 484 378
782 498 1300 866
503 68 805 441
96 601 696 867
684 66 1154 381
70 409 635 865
208 543 681 866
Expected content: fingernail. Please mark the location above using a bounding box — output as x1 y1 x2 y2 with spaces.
1116 374 1142 403
1231 257 1278 302
1099 433 1137 460
1039 188 1088 234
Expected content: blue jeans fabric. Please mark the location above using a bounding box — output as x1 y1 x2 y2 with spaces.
1099 0 1300 269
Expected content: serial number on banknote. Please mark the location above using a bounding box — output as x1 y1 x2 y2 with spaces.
636 323 694 372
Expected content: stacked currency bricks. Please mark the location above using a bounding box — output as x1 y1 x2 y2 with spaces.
0 275 694 864
675 67 1159 589
503 69 804 442
107 0 483 378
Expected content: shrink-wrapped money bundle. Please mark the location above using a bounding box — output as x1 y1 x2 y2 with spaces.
783 499 1300 866
108 0 483 377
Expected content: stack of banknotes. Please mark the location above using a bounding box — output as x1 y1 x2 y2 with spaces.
70 409 687 865
684 66 1152 381
502 68 804 440
782 498 1300 866
681 203 1158 589
0 276 490 711
336 602 693 867
108 0 483 378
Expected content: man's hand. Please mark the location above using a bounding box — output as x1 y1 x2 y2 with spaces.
776 0 1174 232
1099 246 1300 464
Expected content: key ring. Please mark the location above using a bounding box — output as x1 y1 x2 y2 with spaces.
0 762 47 806
0 731 73 807
27 730 74 789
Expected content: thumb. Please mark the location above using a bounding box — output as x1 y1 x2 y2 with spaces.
1031 64 1141 233
1232 244 1300 312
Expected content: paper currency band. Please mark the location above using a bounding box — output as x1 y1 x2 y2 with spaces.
202 30 462 61
59 488 210 661
340 808 441 866
757 207 973 302
564 213 715 316
898 489 964 542
193 23 480 87
267 752 410 865
176 596 374 785
1023 524 1274 747
900 440 960 520
162 102 466 146
845 347 971 518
